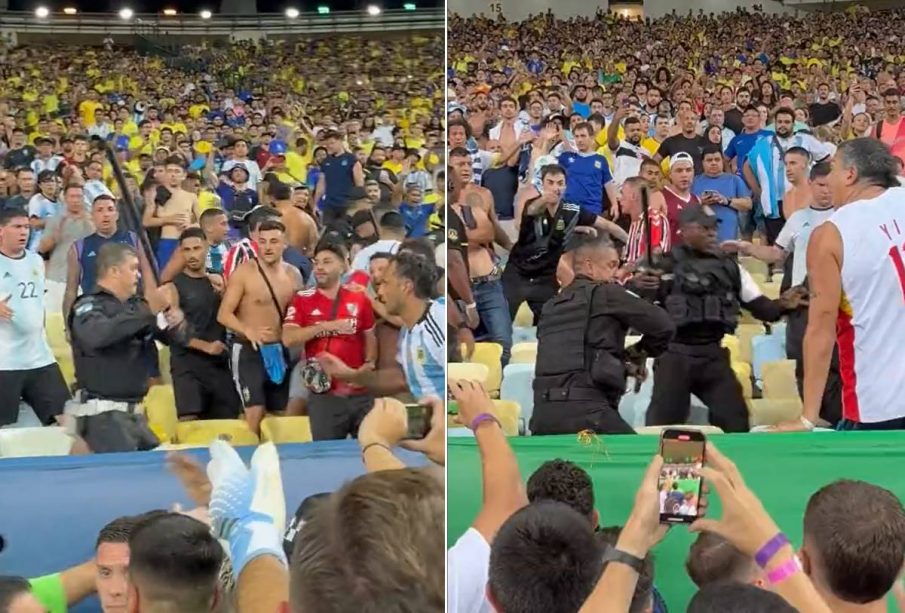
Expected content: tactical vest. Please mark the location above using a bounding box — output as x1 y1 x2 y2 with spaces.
535 283 596 380
664 246 741 333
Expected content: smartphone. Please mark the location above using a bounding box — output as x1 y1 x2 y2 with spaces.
658 429 706 524
404 403 433 440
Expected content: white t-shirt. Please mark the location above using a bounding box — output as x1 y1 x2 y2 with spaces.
448 528 494 613
351 239 401 272
0 250 55 371
775 206 835 286
221 159 264 191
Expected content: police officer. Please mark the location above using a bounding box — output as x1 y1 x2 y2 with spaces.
635 204 807 432
531 233 675 435
502 163 628 324
68 242 189 453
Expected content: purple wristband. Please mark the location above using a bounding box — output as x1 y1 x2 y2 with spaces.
767 555 803 585
755 533 790 568
469 412 500 432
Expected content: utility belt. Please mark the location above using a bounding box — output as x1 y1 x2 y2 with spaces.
666 342 728 358
538 386 610 403
472 265 503 285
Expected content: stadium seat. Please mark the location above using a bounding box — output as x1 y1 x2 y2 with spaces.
624 335 641 347
176 420 259 446
260 416 313 444
619 358 655 428
500 363 535 434
735 323 765 364
761 282 782 300
740 256 769 278
749 397 803 427
448 362 490 385
634 425 724 435
751 334 787 381
731 361 754 399
722 335 741 363
491 400 520 436
468 342 503 394
749 271 769 286
0 427 73 457
157 344 172 385
514 302 534 327
144 385 178 443
761 360 799 399
511 326 537 344
56 356 76 388
45 313 67 352
448 427 473 438
510 342 538 364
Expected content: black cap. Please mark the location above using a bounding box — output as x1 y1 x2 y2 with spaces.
678 204 718 228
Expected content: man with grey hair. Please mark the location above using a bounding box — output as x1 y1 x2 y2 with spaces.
774 138 905 432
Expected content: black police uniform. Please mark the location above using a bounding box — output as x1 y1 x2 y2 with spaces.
502 199 596 324
642 214 788 432
69 288 187 452
531 275 675 435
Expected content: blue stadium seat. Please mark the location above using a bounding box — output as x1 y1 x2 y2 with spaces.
752 334 787 382
512 326 537 344
500 363 535 435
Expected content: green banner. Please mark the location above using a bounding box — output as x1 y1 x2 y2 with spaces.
448 432 905 610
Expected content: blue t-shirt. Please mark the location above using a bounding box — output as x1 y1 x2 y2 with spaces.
558 151 613 215
691 173 752 242
725 130 770 177
399 202 434 238
572 101 590 119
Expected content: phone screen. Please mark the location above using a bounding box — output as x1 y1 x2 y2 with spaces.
404 404 432 440
658 430 706 524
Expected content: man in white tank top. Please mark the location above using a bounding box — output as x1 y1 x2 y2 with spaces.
775 138 905 431
0 208 70 427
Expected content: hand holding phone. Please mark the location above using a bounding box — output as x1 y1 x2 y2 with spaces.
403 403 433 440
658 429 706 524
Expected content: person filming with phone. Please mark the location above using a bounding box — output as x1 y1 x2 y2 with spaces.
632 204 808 432
282 241 377 441
532 232 675 435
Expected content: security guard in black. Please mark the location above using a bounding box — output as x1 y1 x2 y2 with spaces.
532 234 675 435
635 204 806 432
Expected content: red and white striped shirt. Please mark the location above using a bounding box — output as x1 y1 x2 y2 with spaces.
624 212 670 265
223 238 259 281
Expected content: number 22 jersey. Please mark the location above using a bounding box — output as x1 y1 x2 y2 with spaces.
0 250 54 371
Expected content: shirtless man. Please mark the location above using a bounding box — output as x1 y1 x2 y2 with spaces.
143 156 197 270
271 182 317 256
217 220 303 434
781 147 813 219
449 147 514 365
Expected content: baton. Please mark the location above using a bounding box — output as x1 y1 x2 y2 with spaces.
641 185 653 267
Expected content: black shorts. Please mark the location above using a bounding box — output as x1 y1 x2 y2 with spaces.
172 353 242 419
77 410 159 454
0 364 70 427
229 341 290 413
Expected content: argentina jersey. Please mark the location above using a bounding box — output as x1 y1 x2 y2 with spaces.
397 296 445 399
0 250 54 371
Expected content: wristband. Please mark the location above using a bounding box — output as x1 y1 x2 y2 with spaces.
767 555 803 585
469 412 501 432
755 533 790 568
465 302 477 310
361 442 391 458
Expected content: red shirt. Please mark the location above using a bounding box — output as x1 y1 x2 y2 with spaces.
662 186 700 247
284 286 375 395
223 239 259 281
625 211 671 264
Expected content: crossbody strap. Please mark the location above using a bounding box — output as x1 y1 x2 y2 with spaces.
254 258 286 320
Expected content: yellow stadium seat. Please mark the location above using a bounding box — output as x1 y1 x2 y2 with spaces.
468 343 503 394
510 341 538 364
762 360 799 399
722 335 740 362
761 282 781 300
635 425 724 435
145 384 178 443
735 323 764 364
176 420 259 446
731 361 753 399
46 313 67 352
740 256 769 278
491 400 520 436
514 302 534 327
749 397 803 427
260 416 313 444
157 344 172 384
448 362 490 385
57 356 76 388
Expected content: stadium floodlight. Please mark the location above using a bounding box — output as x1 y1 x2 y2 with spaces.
35 6 49 18
286 7 300 18
367 5 381 16
63 6 77 13
163 8 177 15
403 2 415 10
119 7 134 19
317 5 330 13
200 9 212 18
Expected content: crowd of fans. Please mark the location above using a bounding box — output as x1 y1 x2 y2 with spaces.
0 33 445 448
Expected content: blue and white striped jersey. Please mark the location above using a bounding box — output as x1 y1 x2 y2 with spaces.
397 296 445 400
